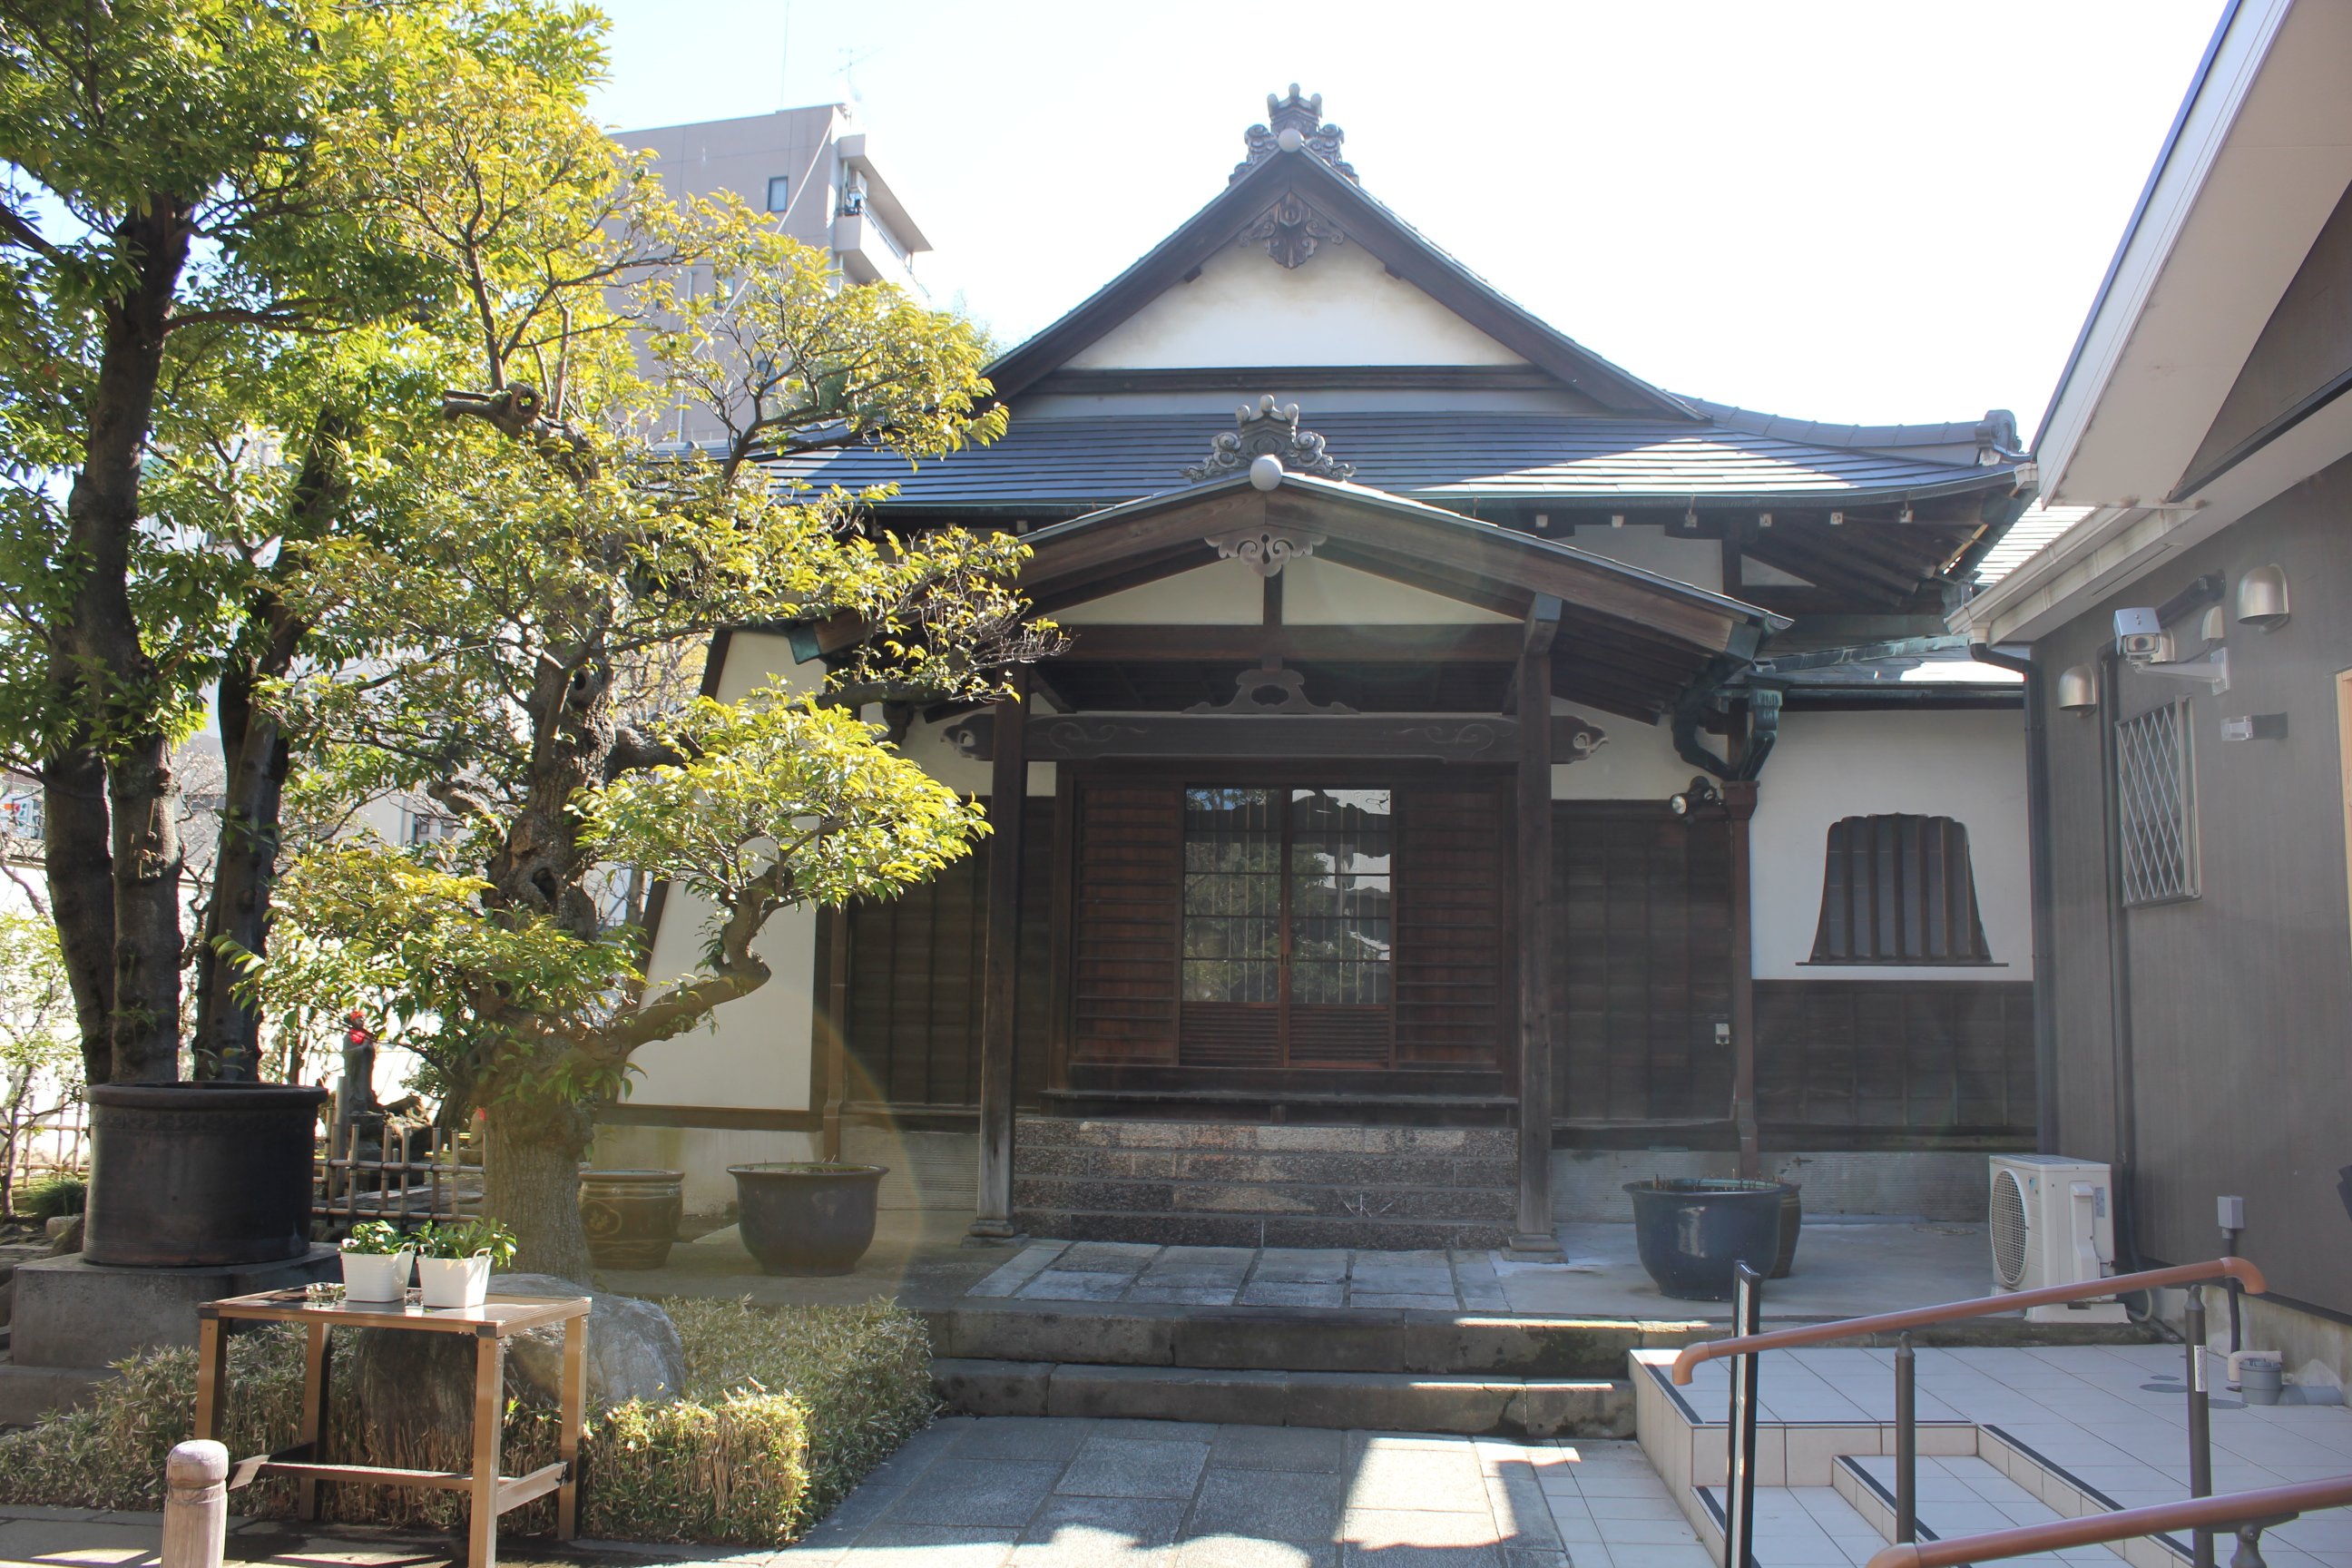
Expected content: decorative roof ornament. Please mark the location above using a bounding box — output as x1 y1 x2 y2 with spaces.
1183 396 1356 485
1232 85 1359 185
1242 191 1346 269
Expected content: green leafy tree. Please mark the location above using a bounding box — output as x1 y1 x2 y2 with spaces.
0 912 83 1216
247 65 1054 1278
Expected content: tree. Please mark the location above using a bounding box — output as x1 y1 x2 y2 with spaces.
247 70 1054 1278
0 912 83 1216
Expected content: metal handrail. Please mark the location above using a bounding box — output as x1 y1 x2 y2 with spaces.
1670 1256 2269 1385
1862 1475 2352 1568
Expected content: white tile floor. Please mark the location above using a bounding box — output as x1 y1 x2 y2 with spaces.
1656 1344 2352 1568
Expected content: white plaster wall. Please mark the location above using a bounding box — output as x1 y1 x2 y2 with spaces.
631 632 821 1112
1067 239 1528 369
896 706 1055 796
1057 558 1262 623
1549 708 1695 801
1559 524 1724 593
1749 709 2031 982
1281 557 1514 625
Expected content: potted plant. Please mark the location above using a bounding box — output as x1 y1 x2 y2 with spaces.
412 1218 515 1309
578 1167 685 1269
727 1161 889 1277
338 1220 414 1301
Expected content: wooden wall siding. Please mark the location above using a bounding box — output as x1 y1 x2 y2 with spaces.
1754 980 2034 1132
1553 803 1733 1122
843 798 1052 1108
1072 784 1184 1063
1395 785 1512 1068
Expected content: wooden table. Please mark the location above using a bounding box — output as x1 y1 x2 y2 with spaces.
195 1289 589 1568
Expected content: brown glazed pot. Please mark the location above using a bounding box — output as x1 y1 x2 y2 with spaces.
83 1081 330 1268
579 1168 684 1269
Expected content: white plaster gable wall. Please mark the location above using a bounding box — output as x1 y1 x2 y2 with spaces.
896 704 1056 796
1280 557 1514 624
632 632 819 1112
1749 709 2031 982
1549 708 1695 801
1066 239 1530 369
1055 557 1262 623
1558 524 1724 594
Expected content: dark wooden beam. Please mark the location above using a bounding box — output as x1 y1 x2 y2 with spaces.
1510 596 1564 1259
968 669 1030 1245
1060 623 1525 664
936 709 1611 764
1724 779 1760 1180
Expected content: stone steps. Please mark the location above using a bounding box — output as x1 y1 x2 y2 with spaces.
933 1357 1632 1438
1012 1115 1517 1250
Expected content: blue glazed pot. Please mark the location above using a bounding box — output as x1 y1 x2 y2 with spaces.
1624 1178 1789 1301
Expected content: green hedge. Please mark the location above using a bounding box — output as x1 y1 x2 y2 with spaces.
0 1296 937 1547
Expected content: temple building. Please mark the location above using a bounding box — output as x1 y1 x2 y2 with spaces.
596 88 2043 1250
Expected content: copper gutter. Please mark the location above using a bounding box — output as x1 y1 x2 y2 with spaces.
1671 1257 2268 1384
1863 1475 2352 1568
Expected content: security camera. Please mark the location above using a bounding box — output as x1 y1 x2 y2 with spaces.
2114 607 2171 666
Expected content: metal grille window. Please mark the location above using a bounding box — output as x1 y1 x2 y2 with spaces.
2117 700 2200 906
1808 814 1994 964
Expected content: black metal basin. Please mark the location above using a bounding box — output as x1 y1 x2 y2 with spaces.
729 1162 887 1277
1625 1177 1789 1301
84 1081 329 1267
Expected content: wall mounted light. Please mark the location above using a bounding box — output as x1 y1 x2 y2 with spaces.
2056 662 2100 711
2237 564 2290 629
1758 511 1773 528
1668 775 1724 816
1829 511 1846 526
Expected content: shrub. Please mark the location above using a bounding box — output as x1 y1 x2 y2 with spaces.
0 1296 936 1547
15 1172 85 1220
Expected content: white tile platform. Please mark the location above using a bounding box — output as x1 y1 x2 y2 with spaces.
1633 1343 2352 1568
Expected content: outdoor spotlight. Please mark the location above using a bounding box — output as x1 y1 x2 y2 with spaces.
2237 564 2290 629
2056 662 2100 711
1669 776 1723 816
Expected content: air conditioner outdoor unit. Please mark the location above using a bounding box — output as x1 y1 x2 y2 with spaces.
1988 1155 2128 1324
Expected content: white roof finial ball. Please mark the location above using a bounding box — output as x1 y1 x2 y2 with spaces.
1249 453 1284 491
1276 126 1305 153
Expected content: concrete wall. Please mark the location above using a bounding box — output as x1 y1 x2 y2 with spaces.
2035 454 2352 1324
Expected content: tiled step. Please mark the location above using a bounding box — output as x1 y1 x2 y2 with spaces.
1836 1454 2157 1565
1687 1484 1906 1567
932 1357 1632 1437
1013 1116 1516 1248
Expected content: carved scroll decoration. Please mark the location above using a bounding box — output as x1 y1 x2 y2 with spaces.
1230 85 1359 185
1203 524 1327 577
1185 664 1356 715
1184 396 1355 486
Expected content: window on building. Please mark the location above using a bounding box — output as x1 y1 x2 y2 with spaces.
1808 813 1994 964
765 175 789 212
1181 786 1393 1066
2117 698 2200 906
402 808 460 848
0 789 42 842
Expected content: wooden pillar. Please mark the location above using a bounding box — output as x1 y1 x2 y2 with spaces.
819 905 849 1163
967 671 1029 1244
1510 597 1564 1259
1724 779 1761 1179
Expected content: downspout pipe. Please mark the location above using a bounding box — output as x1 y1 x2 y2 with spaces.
2096 645 2146 1273
1967 639 2060 1154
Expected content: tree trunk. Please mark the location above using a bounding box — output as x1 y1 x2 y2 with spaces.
484 1095 594 1283
41 735 115 1086
193 668 289 1081
57 206 194 1086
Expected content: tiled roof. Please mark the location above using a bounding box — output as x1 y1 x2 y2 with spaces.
1972 501 2097 584
762 413 2022 511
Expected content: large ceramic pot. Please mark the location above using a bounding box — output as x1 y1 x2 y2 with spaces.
1625 1177 1790 1301
729 1162 887 1277
1772 1184 1803 1279
580 1168 684 1269
84 1082 329 1268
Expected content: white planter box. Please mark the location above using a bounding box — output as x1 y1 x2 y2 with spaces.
339 1249 413 1302
415 1253 491 1309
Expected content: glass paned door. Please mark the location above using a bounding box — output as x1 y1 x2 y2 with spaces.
1180 786 1394 1067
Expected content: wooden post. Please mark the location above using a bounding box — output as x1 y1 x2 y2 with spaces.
1724 779 1761 1179
469 1329 505 1568
1510 597 1564 1259
821 906 850 1163
295 1320 332 1520
967 670 1030 1245
555 1311 585 1540
162 1440 229 1568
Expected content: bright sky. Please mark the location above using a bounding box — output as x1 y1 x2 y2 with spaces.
588 1 2226 438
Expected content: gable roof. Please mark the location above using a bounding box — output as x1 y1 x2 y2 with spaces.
982 146 1700 418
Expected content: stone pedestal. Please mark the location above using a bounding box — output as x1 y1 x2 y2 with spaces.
11 1244 337 1367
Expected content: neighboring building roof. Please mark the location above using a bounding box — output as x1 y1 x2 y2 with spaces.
764 411 2025 514
1970 502 2095 586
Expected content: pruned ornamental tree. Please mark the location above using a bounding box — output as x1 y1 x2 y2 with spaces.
250 57 1054 1279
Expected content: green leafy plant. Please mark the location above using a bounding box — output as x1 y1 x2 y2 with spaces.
338 1220 407 1256
414 1218 515 1265
15 1173 86 1221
